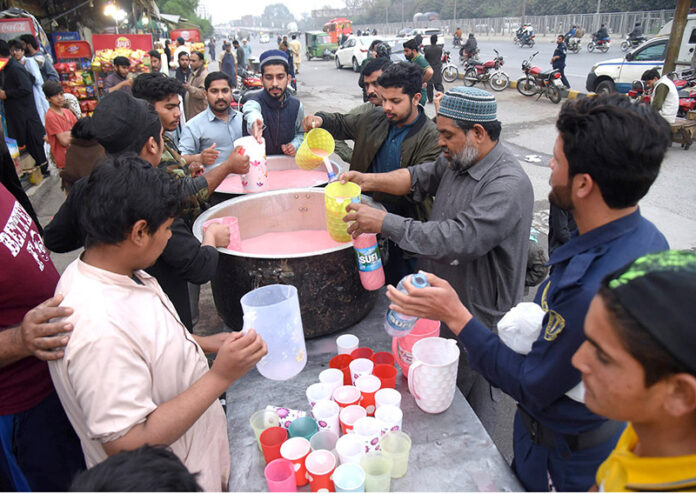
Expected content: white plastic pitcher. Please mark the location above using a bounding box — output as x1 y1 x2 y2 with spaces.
240 284 307 380
234 136 267 192
407 337 460 414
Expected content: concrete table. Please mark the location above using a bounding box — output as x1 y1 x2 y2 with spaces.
225 291 523 491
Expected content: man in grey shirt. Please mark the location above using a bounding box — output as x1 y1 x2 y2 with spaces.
341 86 534 433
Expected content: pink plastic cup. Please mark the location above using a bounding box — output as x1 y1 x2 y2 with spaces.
202 216 242 251
393 318 441 376
264 458 297 492
333 385 362 408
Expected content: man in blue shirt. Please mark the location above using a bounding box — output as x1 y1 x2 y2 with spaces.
385 94 672 491
551 34 570 88
179 72 243 170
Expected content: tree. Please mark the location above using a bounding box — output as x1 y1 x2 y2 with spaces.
261 3 296 29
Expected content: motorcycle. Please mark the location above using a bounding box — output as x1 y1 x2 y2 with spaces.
459 47 479 65
587 35 611 53
629 75 696 119
441 51 459 83
463 49 509 92
514 34 536 48
236 68 262 91
565 35 583 54
516 51 563 104
620 35 647 52
453 36 462 47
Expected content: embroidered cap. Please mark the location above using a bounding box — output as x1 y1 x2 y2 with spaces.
438 86 498 123
259 49 289 72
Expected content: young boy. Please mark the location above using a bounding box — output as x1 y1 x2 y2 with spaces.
48 154 267 491
572 250 696 491
43 80 77 171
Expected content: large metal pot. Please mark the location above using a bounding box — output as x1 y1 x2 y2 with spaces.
193 188 381 339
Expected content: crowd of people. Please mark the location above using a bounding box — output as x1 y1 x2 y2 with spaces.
1 27 695 493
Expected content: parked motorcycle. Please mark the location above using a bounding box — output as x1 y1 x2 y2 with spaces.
621 35 648 52
463 49 509 91
587 35 611 53
441 51 459 83
629 74 696 119
516 51 563 104
237 68 262 91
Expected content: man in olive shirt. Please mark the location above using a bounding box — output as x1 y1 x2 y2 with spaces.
403 36 432 108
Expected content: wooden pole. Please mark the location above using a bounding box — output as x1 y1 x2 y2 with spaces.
663 0 691 75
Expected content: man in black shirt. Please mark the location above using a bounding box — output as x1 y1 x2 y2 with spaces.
551 34 570 88
423 34 443 104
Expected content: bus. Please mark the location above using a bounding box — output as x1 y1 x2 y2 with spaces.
323 17 352 44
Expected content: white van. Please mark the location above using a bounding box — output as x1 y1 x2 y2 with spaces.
585 14 696 94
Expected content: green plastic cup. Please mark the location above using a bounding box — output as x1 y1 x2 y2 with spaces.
360 453 392 492
250 409 280 451
379 430 412 478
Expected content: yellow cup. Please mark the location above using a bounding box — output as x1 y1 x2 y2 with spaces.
325 181 361 243
296 128 336 170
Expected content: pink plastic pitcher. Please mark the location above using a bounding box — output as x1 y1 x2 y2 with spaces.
202 216 242 251
392 318 440 377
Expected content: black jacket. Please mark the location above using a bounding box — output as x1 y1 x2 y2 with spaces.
43 177 218 330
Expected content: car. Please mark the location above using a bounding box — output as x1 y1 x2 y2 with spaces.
410 28 445 47
335 35 394 72
260 34 270 44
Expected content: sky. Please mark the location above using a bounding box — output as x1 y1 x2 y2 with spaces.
201 0 347 21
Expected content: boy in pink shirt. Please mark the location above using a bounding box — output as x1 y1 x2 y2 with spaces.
42 80 76 170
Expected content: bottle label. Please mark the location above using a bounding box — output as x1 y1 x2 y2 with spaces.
386 309 415 333
355 244 382 272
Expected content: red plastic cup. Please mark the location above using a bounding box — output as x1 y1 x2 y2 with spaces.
305 449 336 492
355 374 381 416
333 385 361 408
373 364 398 389
372 351 395 367
330 354 353 386
351 347 374 360
339 404 367 434
280 437 311 487
260 426 288 464
264 458 297 492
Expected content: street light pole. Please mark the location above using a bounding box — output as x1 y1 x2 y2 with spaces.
401 0 404 28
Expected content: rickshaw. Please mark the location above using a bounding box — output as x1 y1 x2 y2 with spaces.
305 31 338 60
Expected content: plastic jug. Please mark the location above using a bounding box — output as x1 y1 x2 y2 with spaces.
407 337 460 414
240 284 307 380
234 136 268 192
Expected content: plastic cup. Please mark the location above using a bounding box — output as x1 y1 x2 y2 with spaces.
312 399 340 433
288 416 318 440
375 405 403 436
330 354 354 386
375 389 402 410
379 431 412 478
333 463 366 492
360 453 392 492
337 334 359 355
325 181 361 242
350 347 374 360
235 135 268 192
202 216 242 251
280 436 312 486
336 433 365 465
340 405 367 435
305 449 336 492
264 458 297 492
371 352 395 367
373 364 398 389
306 382 333 409
319 368 344 399
353 417 381 454
333 385 361 408
310 429 339 459
355 374 381 416
349 358 374 385
250 409 280 451
259 426 288 464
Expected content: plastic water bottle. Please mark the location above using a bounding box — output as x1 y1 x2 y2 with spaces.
353 234 385 291
384 273 430 337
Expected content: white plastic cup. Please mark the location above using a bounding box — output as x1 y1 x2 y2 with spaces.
319 368 344 399
374 404 403 436
349 358 374 385
375 388 402 410
353 416 381 453
337 334 359 354
339 405 367 435
336 433 365 465
333 463 367 492
306 382 333 409
312 399 340 433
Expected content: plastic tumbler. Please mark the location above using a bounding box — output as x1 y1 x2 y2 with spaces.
330 354 354 386
310 429 339 457
202 216 242 251
355 374 381 416
333 463 366 492
379 431 412 478
374 405 403 436
373 364 398 389
350 347 374 360
306 382 333 409
333 385 362 408
371 352 395 367
325 181 361 242
312 399 340 433
319 368 344 399
260 426 288 464
337 334 359 355
336 433 365 465
360 453 392 492
288 416 318 440
353 417 382 454
349 358 374 385
305 449 336 492
264 458 297 492
339 405 367 435
250 409 280 451
280 437 312 487
375 389 402 410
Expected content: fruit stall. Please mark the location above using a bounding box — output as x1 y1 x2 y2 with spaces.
91 34 153 98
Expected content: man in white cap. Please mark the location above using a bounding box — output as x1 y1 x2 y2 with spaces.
340 86 534 433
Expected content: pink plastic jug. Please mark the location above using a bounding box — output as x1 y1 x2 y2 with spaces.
392 318 440 377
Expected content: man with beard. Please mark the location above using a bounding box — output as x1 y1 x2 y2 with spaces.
339 86 533 433
243 50 304 156
403 35 433 108
179 72 244 170
382 93 671 492
302 62 440 283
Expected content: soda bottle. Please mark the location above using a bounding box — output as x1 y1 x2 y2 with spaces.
384 273 430 337
353 234 385 290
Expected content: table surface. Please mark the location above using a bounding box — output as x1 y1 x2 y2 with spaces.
224 290 523 492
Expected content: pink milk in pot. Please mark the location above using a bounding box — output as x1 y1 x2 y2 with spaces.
392 318 440 377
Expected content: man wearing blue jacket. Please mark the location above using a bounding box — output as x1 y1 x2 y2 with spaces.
385 94 672 491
